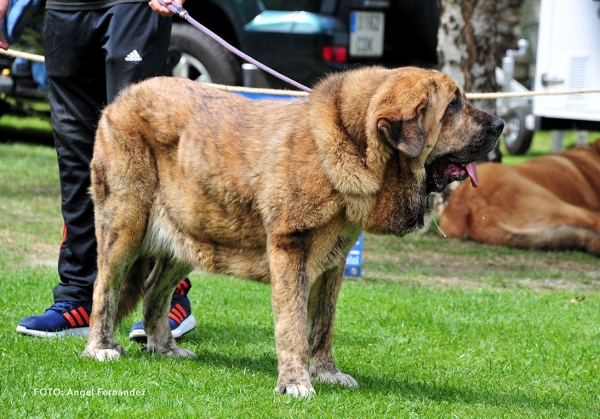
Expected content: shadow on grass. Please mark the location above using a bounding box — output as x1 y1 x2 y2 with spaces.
124 321 277 374
348 373 572 411
0 125 54 147
131 322 575 412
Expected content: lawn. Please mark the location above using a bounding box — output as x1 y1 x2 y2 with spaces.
0 122 599 417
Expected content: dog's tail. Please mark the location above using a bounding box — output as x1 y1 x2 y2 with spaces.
116 257 150 323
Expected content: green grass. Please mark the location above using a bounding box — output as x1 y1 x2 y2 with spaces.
501 130 600 165
0 143 60 266
0 98 53 146
1 139 599 417
3 271 599 418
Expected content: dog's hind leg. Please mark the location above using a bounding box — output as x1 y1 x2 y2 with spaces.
482 205 600 256
141 257 195 358
501 224 600 256
82 243 147 361
82 178 151 360
307 264 358 388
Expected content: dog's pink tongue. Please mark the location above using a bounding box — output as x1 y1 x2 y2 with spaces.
466 162 479 188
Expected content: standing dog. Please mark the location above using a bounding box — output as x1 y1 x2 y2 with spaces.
82 66 503 396
440 140 600 255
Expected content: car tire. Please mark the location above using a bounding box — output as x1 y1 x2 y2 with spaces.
168 23 240 85
503 106 534 155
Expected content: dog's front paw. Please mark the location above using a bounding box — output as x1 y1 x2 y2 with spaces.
164 346 196 359
275 384 316 397
312 371 358 387
275 370 315 397
81 345 123 361
275 363 315 397
142 343 196 359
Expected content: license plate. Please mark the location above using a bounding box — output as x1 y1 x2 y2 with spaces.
349 11 385 57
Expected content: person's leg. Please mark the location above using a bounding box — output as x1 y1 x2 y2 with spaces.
17 10 105 337
101 2 172 101
49 2 171 304
18 5 195 339
47 10 107 304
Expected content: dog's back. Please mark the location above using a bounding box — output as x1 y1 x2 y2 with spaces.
92 78 317 283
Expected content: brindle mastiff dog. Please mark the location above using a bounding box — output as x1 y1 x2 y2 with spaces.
82 66 504 396
440 140 600 256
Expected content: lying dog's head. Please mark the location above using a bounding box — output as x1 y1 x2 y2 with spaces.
311 66 503 236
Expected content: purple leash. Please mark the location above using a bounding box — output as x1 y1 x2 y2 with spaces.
158 0 313 93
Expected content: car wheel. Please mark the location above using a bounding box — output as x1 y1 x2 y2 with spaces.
503 106 534 155
168 23 240 85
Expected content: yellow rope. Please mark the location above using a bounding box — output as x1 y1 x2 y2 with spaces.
206 83 600 100
0 48 44 63
466 88 600 100
3 48 600 99
204 83 308 97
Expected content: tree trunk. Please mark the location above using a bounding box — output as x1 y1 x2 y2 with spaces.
497 0 526 65
437 0 498 115
434 0 502 214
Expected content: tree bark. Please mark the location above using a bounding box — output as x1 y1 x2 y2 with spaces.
496 0 526 64
437 0 499 115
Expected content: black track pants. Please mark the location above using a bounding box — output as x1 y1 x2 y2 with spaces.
43 3 172 302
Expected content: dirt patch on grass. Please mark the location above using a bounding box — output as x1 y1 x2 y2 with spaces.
21 229 600 294
26 242 58 267
362 232 600 293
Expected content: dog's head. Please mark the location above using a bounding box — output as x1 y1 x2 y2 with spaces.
356 67 502 235
310 66 503 236
370 67 504 194
367 67 503 234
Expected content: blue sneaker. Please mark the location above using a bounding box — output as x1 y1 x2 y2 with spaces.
16 301 92 338
129 279 196 341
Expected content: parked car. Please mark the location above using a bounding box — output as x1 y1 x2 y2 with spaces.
1 0 440 116
168 0 440 89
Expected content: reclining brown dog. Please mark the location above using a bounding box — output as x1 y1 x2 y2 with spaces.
440 140 600 256
82 66 503 396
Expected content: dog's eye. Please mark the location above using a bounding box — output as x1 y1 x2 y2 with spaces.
449 95 461 109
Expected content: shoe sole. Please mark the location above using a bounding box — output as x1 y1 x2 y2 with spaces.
16 325 89 338
129 314 197 341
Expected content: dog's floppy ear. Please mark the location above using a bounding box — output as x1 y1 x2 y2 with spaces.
375 96 428 159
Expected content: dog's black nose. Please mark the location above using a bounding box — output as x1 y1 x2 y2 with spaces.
492 118 505 137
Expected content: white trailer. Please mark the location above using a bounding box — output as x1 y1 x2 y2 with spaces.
533 0 600 131
501 0 600 155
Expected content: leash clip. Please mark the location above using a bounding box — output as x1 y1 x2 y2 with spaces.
173 5 188 19
157 0 188 19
